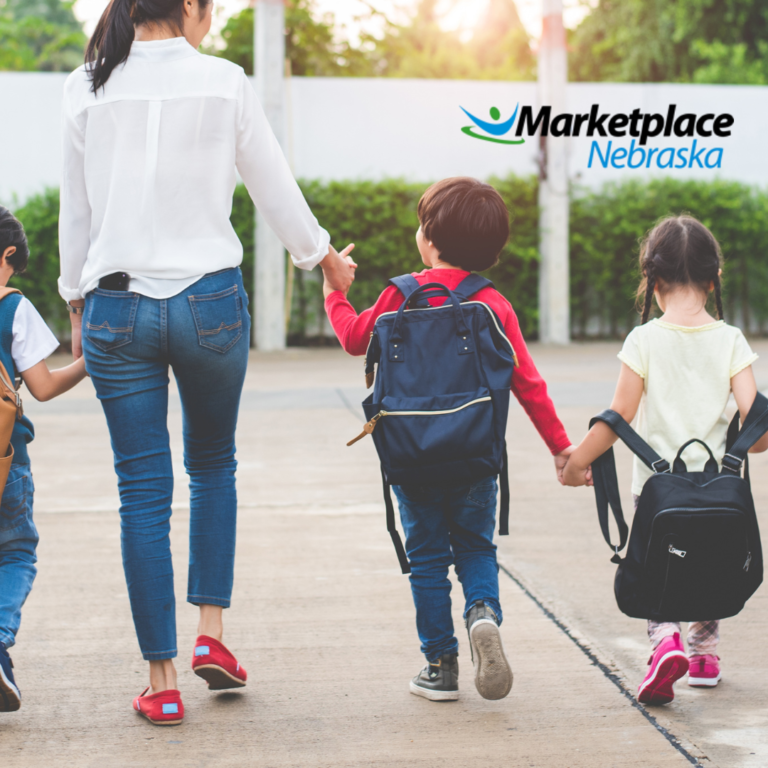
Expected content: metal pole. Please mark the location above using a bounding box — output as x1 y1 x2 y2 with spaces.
538 0 570 344
254 0 287 350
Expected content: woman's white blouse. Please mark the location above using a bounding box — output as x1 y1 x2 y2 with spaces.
58 37 330 301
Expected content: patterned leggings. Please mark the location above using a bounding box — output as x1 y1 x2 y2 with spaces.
633 496 720 657
647 619 720 656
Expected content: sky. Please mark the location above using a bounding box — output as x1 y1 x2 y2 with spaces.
74 0 591 44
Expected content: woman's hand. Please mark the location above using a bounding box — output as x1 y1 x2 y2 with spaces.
321 244 356 296
69 300 85 360
322 244 356 298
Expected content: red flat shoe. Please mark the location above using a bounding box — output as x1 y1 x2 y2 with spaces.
192 635 247 690
133 687 184 726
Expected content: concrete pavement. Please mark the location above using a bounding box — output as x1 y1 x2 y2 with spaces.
3 343 768 767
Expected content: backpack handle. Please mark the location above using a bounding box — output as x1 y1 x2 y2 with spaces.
389 283 470 361
672 439 719 474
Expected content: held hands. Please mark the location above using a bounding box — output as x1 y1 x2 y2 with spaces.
561 454 594 487
554 445 594 487
554 445 575 485
321 244 357 298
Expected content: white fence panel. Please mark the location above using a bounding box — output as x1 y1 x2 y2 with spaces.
1 72 767 203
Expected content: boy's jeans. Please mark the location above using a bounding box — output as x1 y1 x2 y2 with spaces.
393 477 502 661
0 464 37 649
83 268 250 660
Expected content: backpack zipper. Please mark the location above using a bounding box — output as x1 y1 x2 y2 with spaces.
668 545 687 558
347 396 492 446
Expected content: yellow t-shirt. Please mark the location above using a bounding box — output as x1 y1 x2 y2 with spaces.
618 319 758 495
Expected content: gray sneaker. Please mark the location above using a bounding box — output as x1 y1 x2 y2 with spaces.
409 653 459 701
465 600 513 700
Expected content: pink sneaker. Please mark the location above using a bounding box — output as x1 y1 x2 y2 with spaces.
638 632 689 705
688 655 721 687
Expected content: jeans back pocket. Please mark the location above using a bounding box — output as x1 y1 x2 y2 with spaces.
85 290 139 352
0 474 28 531
188 285 243 353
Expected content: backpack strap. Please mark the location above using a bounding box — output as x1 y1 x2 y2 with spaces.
381 468 411 574
389 274 494 309
588 410 670 559
498 442 510 535
452 274 493 301
722 392 768 479
389 275 430 308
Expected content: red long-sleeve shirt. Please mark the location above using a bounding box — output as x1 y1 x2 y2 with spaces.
325 268 571 456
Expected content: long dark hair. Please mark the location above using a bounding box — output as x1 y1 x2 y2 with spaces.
85 0 210 93
0 208 30 274
636 215 724 324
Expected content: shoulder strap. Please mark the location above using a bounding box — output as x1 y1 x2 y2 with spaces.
722 392 768 476
381 468 411 574
0 292 22 381
388 274 428 308
498 442 509 536
452 274 493 301
588 410 669 558
0 288 21 301
591 409 670 473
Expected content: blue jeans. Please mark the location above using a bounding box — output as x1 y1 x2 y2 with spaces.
0 465 37 649
83 268 250 660
393 477 502 661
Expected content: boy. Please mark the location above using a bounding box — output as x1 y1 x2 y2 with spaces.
323 178 572 701
0 207 87 712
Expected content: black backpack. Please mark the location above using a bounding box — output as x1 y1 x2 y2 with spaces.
590 392 768 622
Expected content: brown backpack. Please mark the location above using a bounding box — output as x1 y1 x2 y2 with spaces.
0 287 24 497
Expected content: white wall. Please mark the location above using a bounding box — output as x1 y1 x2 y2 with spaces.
2 73 767 204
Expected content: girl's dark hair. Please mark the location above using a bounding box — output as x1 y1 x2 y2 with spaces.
0 208 29 275
85 0 210 92
418 177 510 271
636 214 724 324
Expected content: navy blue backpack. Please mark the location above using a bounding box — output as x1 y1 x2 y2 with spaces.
347 274 517 573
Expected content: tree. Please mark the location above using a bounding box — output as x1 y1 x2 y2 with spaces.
569 0 768 84
213 0 534 81
0 0 86 72
214 0 368 76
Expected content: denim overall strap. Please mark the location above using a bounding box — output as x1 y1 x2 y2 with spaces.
0 292 21 381
0 292 33 466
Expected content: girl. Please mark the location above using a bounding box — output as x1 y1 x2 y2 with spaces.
563 214 768 705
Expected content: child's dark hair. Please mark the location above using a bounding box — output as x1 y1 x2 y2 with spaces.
0 208 29 275
86 0 212 92
637 215 723 324
417 177 510 271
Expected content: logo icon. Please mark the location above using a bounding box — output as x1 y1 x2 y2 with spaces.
460 104 525 145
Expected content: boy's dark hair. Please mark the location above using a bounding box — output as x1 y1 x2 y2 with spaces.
0 207 29 275
417 177 510 271
636 214 723 324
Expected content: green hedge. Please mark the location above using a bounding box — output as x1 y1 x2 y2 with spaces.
13 176 768 342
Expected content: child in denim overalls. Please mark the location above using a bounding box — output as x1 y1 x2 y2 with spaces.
0 208 87 712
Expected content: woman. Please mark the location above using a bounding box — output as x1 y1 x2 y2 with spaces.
59 0 354 726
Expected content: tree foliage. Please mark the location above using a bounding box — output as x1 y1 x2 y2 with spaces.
213 0 371 76
0 0 86 72
570 0 768 84
214 0 534 80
